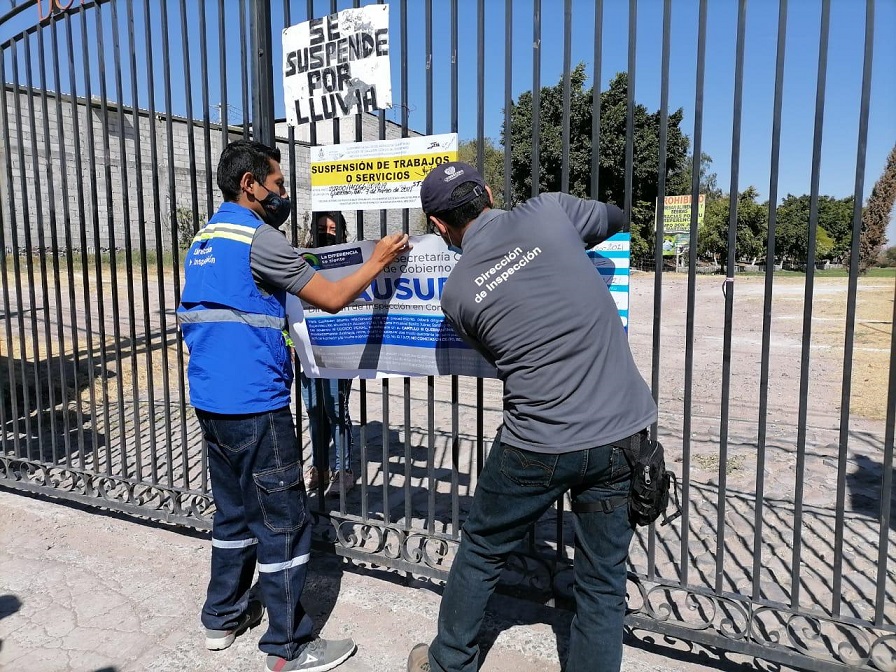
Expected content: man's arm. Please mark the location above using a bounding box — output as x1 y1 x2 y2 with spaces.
298 233 409 313
250 227 410 313
550 192 625 247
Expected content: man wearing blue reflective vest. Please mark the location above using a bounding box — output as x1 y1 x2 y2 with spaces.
178 140 408 672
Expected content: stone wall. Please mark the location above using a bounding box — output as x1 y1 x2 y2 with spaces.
0 83 424 256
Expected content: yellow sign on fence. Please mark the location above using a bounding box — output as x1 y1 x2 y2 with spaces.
658 194 706 232
310 133 457 211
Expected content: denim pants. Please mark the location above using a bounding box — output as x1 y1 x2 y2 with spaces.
429 432 636 672
197 406 314 661
299 373 353 472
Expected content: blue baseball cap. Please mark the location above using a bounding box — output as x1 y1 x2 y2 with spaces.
420 161 487 214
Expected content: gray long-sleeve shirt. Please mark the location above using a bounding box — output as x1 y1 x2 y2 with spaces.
440 192 657 454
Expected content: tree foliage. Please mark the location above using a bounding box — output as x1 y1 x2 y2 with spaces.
503 66 691 262
774 194 855 263
457 138 507 208
860 144 896 273
697 187 768 268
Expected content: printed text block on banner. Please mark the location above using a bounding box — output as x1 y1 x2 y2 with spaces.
289 231 633 379
310 133 458 211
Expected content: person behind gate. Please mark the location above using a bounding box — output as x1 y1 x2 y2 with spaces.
301 211 356 498
407 162 657 672
177 140 409 672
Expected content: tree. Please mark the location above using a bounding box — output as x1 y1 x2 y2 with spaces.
697 187 768 268
458 138 507 208
774 194 855 264
859 144 896 273
882 246 896 267
667 152 723 201
503 66 691 262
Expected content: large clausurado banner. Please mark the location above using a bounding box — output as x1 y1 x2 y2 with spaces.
288 232 633 379
310 133 458 211
282 5 391 125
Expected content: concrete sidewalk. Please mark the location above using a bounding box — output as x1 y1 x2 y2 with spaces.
0 488 790 672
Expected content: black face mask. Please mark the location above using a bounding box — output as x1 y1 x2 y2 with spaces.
258 185 291 227
319 233 339 247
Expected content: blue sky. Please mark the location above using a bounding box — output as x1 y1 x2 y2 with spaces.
4 0 895 242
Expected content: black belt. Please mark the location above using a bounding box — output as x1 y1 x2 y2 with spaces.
569 430 647 514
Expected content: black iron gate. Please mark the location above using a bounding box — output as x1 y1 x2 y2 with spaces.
0 1 894 670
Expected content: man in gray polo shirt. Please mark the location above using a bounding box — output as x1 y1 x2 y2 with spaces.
407 162 656 672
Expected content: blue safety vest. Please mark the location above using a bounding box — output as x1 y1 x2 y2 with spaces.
177 202 292 414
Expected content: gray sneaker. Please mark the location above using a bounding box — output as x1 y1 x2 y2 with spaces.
265 637 357 672
204 599 264 650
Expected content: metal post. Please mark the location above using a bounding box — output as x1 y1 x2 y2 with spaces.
250 0 275 145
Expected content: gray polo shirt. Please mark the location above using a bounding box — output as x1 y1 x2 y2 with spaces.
250 224 316 296
440 192 657 454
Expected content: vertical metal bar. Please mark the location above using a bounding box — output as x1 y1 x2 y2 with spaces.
425 0 436 536
475 0 485 474
648 0 673 582
556 0 573 563
36 20 72 467
93 2 130 478
381 377 391 526
715 0 747 596
590 0 603 199
239 0 250 137
450 0 460 536
65 7 105 471
399 0 412 527
143 0 171 488
126 0 158 484
218 0 229 142
503 0 512 207
680 0 708 586
623 0 636 224
51 11 88 469
20 34 54 462
80 6 112 473
110 0 143 481
160 0 188 488
753 0 788 602
876 254 896 627
179 0 202 490
531 0 541 198
250 0 275 145
790 0 831 610
8 40 40 459
283 0 298 246
199 0 214 218
0 46 23 460
196 0 214 493
836 0 874 619
560 0 571 195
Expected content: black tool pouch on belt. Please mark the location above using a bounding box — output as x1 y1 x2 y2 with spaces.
623 436 681 527
571 432 681 527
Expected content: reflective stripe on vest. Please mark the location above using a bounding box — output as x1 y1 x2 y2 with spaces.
192 222 257 246
177 308 285 330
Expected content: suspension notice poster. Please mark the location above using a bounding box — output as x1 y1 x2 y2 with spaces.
287 235 495 379
309 133 458 211
287 231 632 379
282 5 392 125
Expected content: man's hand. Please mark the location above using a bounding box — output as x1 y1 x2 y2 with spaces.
371 233 411 268
297 232 412 314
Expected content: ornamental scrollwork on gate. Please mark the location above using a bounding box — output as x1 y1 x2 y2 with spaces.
625 576 896 671
0 456 214 524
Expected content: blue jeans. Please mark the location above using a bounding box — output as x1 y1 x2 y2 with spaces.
429 432 636 672
196 406 314 661
299 374 353 472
